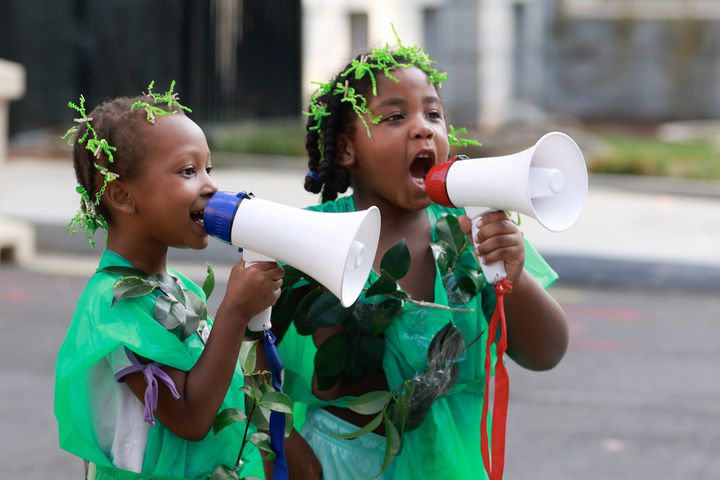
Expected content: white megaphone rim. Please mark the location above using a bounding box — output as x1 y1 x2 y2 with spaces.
525 131 588 232
337 205 381 306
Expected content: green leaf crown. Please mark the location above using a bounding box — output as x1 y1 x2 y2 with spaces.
62 81 192 247
304 26 481 164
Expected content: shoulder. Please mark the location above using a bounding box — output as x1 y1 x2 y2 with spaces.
305 195 353 213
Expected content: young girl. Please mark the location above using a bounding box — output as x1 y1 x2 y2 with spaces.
276 40 569 479
54 85 284 479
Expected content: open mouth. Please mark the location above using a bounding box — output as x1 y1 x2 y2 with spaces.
191 209 205 228
410 150 434 187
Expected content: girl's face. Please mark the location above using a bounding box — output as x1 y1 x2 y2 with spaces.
125 113 217 250
342 66 449 212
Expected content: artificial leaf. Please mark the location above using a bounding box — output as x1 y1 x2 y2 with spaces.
238 341 258 374
344 335 385 380
150 274 186 307
380 239 411 280
435 215 467 255
249 432 276 461
427 323 465 370
258 391 294 414
444 272 474 306
371 298 403 334
208 464 239 480
245 395 270 430
365 272 398 298
213 408 247 434
185 289 207 322
346 390 392 415
379 413 402 474
281 265 307 290
153 295 182 331
270 287 296 328
113 276 156 304
99 266 148 278
292 287 324 335
429 240 452 273
202 263 215 299
335 411 384 439
346 301 374 335
314 331 351 388
306 291 353 329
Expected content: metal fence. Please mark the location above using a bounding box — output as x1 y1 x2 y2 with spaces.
0 0 301 135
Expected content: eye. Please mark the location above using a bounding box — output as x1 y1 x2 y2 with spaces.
384 113 404 122
427 110 443 120
180 166 196 177
206 166 213 175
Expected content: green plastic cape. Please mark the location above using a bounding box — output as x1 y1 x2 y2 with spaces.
279 197 558 479
54 250 264 479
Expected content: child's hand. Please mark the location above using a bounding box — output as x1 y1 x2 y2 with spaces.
460 211 525 283
222 260 284 322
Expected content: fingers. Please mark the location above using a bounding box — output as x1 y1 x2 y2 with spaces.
474 214 523 264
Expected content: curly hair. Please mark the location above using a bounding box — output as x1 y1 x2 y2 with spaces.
71 96 184 223
304 52 443 203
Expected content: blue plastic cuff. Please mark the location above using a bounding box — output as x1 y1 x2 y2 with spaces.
203 191 249 244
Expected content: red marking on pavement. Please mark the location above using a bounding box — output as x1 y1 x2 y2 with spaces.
2 289 29 302
568 322 585 335
565 306 644 322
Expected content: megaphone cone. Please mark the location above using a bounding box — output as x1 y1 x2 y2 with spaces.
204 192 381 330
426 131 588 282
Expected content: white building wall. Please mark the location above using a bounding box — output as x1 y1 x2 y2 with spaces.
301 0 532 129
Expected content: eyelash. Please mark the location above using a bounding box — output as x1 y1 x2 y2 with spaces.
384 110 443 122
180 166 213 177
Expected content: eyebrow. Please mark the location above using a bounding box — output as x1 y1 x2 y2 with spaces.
375 95 441 108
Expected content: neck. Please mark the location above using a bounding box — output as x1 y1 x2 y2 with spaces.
106 228 168 275
351 193 429 245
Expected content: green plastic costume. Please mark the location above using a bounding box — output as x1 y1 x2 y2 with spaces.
54 250 264 480
278 196 558 479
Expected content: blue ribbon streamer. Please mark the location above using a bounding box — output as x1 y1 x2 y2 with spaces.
263 330 288 480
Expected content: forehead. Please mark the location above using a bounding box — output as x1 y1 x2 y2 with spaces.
137 114 208 166
370 67 438 103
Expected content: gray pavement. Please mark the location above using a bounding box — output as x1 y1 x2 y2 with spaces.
2 155 720 479
2 155 720 291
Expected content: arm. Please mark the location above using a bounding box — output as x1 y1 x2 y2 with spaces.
461 212 569 371
123 260 284 440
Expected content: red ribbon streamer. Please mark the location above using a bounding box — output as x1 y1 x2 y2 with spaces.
481 279 513 480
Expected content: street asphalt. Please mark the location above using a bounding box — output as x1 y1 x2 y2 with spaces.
1 154 719 479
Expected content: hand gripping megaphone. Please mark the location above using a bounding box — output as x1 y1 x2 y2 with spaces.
426 131 588 283
203 192 381 331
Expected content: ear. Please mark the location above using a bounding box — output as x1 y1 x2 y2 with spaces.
105 180 136 215
337 134 357 168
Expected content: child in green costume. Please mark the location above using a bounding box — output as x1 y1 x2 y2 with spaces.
275 39 570 479
54 87 284 479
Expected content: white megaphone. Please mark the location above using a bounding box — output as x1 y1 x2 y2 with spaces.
426 131 588 283
203 192 381 331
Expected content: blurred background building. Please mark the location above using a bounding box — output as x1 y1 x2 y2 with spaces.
2 0 720 138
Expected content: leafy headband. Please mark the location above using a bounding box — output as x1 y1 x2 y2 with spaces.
304 26 481 163
62 81 191 247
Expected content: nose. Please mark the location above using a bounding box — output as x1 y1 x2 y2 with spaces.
202 171 218 197
409 115 434 140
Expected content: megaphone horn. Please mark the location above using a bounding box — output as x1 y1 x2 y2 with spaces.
204 192 381 331
426 131 588 282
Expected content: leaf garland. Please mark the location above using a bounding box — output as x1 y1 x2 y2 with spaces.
105 264 292 480
271 212 485 472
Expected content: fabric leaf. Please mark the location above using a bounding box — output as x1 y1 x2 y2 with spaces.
379 239 411 280
213 408 247 434
346 390 392 415
113 276 156 304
